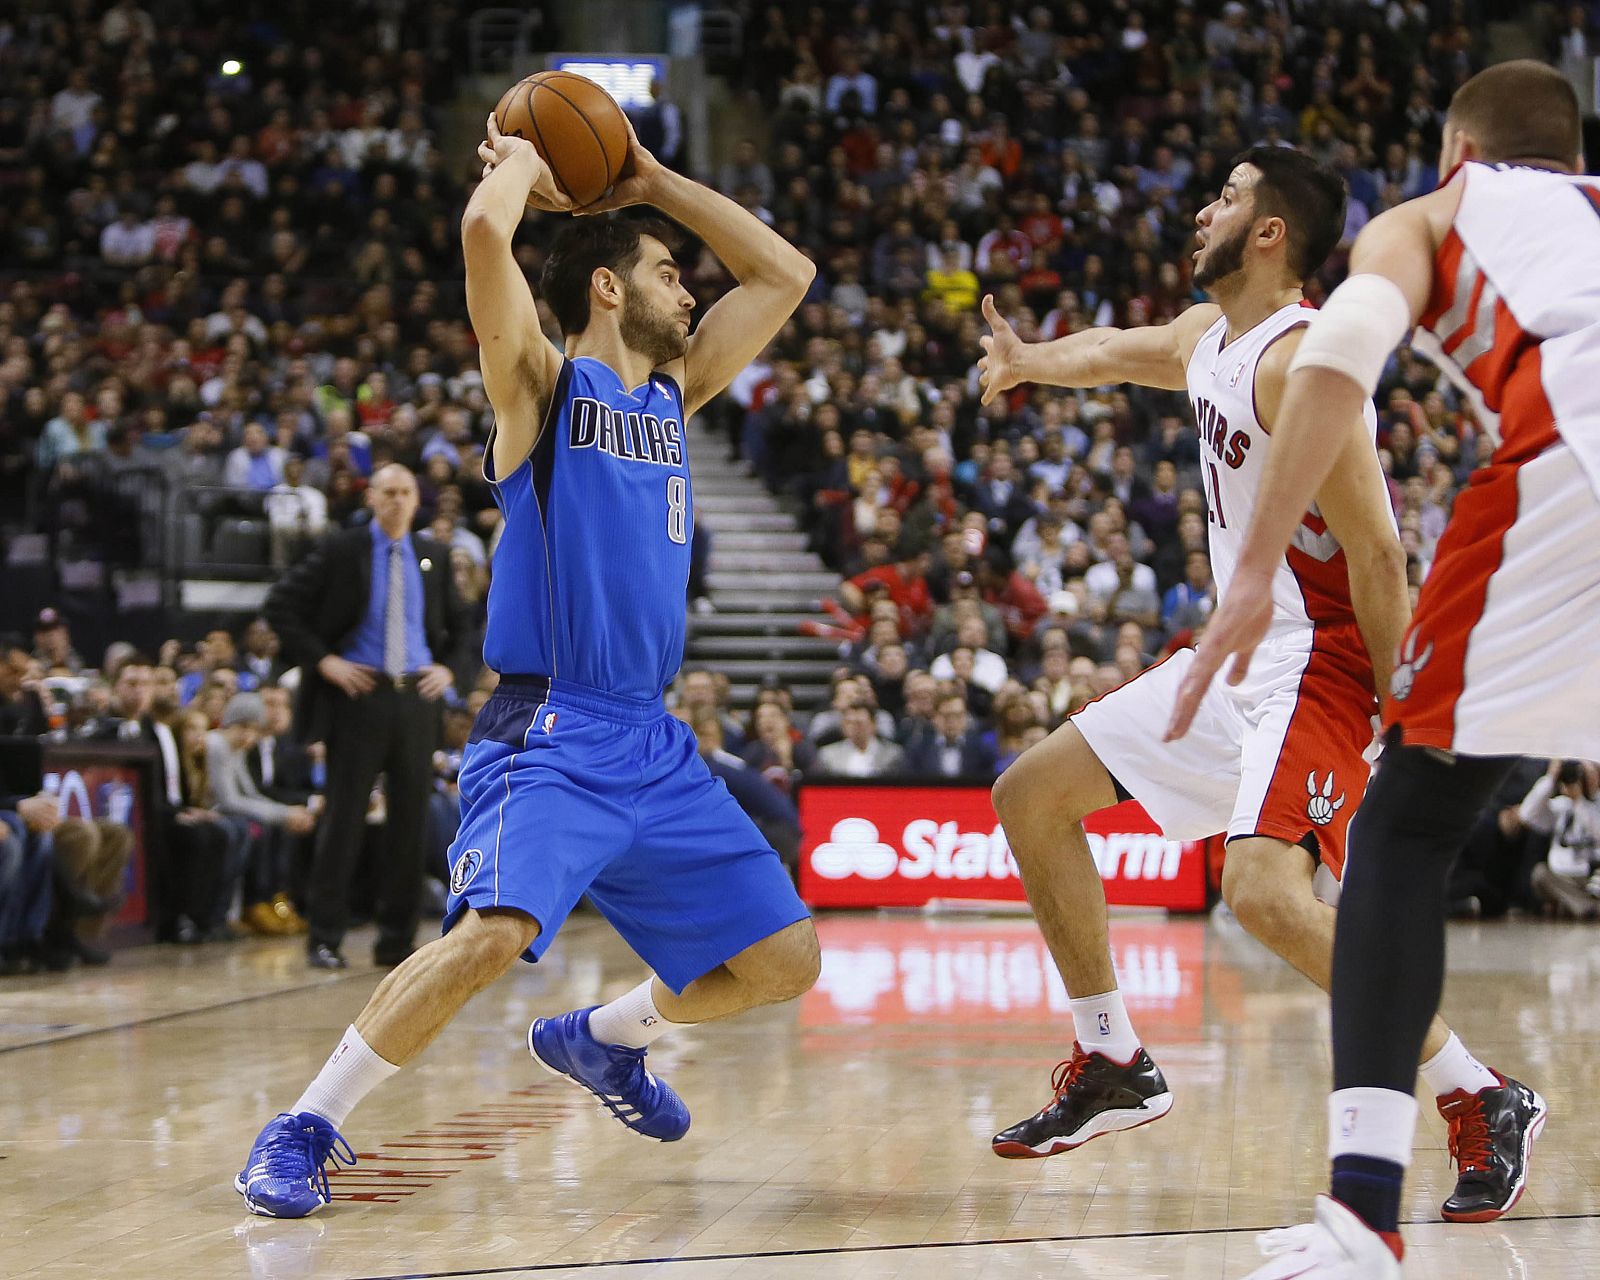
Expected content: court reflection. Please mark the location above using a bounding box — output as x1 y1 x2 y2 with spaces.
801 913 1215 1031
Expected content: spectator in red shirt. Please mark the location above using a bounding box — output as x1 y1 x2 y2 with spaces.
840 549 934 637
1019 192 1064 249
978 551 1048 647
975 213 1032 278
979 116 1022 181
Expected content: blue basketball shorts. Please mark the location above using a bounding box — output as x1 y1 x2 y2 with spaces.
442 674 811 992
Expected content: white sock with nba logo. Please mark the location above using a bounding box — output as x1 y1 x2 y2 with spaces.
1069 989 1141 1064
291 1024 400 1128
1419 1032 1500 1098
587 978 676 1049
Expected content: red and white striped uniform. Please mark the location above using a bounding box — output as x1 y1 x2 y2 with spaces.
1073 303 1380 879
1187 303 1381 636
1387 162 1600 758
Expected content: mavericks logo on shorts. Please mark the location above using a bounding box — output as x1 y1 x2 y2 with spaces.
451 848 485 896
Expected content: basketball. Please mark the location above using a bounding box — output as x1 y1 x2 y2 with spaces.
494 71 630 207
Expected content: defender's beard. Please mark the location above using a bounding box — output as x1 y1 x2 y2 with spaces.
1193 223 1249 290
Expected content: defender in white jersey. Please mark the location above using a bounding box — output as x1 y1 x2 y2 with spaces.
1178 62 1587 1280
975 148 1527 1216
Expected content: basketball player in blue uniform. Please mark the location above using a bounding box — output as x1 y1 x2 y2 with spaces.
236 112 819 1218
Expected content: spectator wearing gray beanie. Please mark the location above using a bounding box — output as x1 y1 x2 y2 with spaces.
209 693 317 935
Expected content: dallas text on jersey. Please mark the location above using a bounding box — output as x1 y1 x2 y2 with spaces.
568 396 685 468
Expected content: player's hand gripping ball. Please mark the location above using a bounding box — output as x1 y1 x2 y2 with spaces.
492 71 631 208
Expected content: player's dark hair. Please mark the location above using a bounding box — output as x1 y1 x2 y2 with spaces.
1447 59 1581 170
540 212 681 337
1231 146 1348 280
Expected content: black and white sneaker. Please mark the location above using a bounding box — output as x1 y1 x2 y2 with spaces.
1438 1071 1548 1222
992 1042 1173 1158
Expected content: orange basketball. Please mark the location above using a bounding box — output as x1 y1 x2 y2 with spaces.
494 70 630 207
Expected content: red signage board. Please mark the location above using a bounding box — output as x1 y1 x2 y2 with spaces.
43 754 149 926
799 785 1209 913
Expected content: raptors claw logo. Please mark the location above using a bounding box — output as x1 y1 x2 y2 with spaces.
1306 771 1346 827
1390 630 1434 701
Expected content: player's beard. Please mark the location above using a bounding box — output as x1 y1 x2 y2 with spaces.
620 289 688 365
1193 221 1250 290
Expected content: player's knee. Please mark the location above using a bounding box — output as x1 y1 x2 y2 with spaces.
991 764 1023 823
740 920 821 1003
451 910 537 985
1221 863 1295 942
993 755 1095 851
992 756 1059 828
778 922 823 999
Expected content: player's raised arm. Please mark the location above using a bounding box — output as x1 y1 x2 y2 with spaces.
461 113 568 472
577 116 814 418
1256 330 1410 698
977 294 1220 402
1166 197 1442 741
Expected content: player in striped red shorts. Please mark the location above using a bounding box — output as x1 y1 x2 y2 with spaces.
1178 60 1597 1279
978 145 1530 1222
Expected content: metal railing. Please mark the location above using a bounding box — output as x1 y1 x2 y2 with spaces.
698 8 744 61
171 484 326 580
466 7 545 77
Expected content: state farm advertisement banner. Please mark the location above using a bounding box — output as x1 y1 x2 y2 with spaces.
799 785 1209 913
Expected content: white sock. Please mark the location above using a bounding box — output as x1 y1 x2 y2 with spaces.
586 978 675 1049
290 1024 400 1128
1328 1087 1419 1166
1069 989 1141 1064
1419 1032 1500 1099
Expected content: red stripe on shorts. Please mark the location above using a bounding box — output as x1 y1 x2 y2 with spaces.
1386 341 1559 750
1253 621 1375 879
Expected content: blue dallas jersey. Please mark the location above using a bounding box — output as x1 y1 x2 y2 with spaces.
482 356 692 702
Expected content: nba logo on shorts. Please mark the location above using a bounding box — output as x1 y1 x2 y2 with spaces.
543 712 558 734
451 848 484 895
1098 1012 1111 1036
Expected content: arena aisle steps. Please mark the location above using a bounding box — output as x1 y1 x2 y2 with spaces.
684 420 842 712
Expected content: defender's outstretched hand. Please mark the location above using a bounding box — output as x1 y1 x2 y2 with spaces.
978 294 1024 406
477 113 574 213
1165 570 1273 741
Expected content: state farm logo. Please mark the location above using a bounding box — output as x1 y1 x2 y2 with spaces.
1086 832 1185 882
810 818 901 880
808 817 1185 883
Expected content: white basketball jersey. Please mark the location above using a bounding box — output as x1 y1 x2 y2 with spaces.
1185 302 1380 635
1411 162 1600 495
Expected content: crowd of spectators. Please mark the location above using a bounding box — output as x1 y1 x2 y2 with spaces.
703 0 1533 776
4 603 1593 977
2 2 1599 967
0 0 513 569
0 607 491 972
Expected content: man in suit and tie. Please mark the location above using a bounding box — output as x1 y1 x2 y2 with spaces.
266 464 468 970
904 692 999 780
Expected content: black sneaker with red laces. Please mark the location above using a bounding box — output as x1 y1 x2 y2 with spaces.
992 1043 1174 1158
1437 1071 1548 1222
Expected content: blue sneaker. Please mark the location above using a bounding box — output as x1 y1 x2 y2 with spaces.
234 1112 357 1218
529 1007 690 1141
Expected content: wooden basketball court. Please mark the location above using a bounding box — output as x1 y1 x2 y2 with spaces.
3 911 1596 1278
